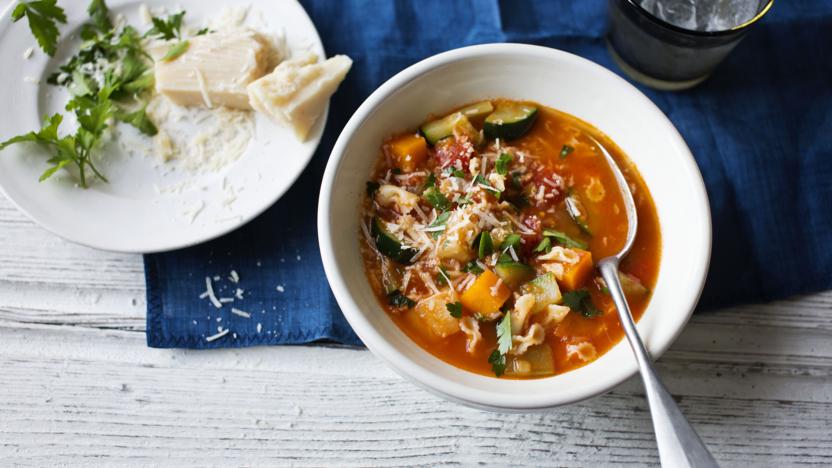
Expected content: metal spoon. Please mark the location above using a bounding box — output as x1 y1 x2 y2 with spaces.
593 138 719 468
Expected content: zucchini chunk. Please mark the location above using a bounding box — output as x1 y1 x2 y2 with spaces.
522 272 562 313
458 100 494 119
371 217 418 264
495 262 535 289
421 112 479 145
483 103 538 140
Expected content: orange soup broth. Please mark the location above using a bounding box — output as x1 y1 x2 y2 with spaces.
365 101 661 378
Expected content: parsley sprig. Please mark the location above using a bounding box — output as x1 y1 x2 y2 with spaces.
488 312 513 376
11 0 67 56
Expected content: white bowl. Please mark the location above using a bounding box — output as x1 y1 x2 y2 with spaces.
318 43 711 411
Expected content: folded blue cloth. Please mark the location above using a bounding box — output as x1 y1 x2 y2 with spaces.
145 0 832 348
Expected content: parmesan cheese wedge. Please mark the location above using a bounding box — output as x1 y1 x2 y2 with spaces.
153 29 273 110
247 52 352 141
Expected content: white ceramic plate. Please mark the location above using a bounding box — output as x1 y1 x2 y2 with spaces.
0 0 325 253
319 44 711 411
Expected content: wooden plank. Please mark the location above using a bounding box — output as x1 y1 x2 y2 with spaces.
0 325 830 467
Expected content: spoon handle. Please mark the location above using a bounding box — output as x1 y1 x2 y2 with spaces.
599 260 720 468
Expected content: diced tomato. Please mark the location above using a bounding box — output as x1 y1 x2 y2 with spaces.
519 214 542 256
434 137 476 170
529 168 565 208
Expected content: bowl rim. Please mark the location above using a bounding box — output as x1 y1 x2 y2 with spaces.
318 43 712 410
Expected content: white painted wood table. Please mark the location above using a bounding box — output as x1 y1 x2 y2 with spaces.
1 193 830 468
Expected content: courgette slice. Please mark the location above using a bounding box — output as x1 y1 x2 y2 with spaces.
522 272 562 313
483 103 538 140
494 262 535 289
420 113 479 145
505 344 555 377
371 217 418 264
459 100 494 119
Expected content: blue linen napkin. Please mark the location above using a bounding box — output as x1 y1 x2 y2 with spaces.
145 0 832 348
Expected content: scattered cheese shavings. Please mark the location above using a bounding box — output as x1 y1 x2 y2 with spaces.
205 329 230 342
229 270 240 283
235 288 245 299
231 307 251 318
23 76 39 84
22 47 34 59
256 323 262 333
276 285 285 293
204 277 222 308
219 297 234 303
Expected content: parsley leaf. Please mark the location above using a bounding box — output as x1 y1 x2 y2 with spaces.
422 172 436 190
476 231 493 259
446 302 463 318
436 266 451 286
563 289 601 318
387 290 415 309
463 260 484 275
443 167 466 178
161 40 189 62
495 152 513 175
488 312 513 377
428 211 451 239
560 144 574 159
474 174 500 196
533 237 552 254
423 186 450 211
116 107 157 136
11 0 67 56
145 11 185 40
501 233 522 252
542 229 587 250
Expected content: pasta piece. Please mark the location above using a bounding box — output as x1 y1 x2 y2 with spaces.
459 316 482 354
538 246 580 264
511 323 545 356
510 293 536 335
410 292 459 340
537 304 571 328
566 341 597 362
375 185 420 213
585 176 606 202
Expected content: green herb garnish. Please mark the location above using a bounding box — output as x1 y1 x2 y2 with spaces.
144 10 184 40
495 152 513 175
423 186 450 211
11 0 67 56
533 237 552 254
463 260 484 275
428 211 452 239
387 290 415 309
560 144 574 159
542 229 587 250
161 39 189 62
488 312 513 376
446 301 463 318
443 167 466 178
474 174 500 196
563 289 600 318
476 231 493 259
436 266 451 286
500 233 522 252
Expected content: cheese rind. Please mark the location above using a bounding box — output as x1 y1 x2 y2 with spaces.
247 52 352 141
153 29 272 110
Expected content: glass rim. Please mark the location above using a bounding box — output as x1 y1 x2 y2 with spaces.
623 0 775 38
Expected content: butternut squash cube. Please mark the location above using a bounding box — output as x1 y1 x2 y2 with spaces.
559 249 594 291
387 134 428 173
460 269 511 315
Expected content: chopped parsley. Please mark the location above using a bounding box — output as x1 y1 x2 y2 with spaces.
144 10 185 40
474 174 500 197
488 312 513 376
446 301 463 318
422 172 436 190
11 0 67 56
500 233 522 252
563 289 601 318
560 144 574 159
476 231 493 259
428 211 451 239
463 260 484 275
160 39 189 62
443 167 466 178
495 152 513 175
533 237 552 254
436 266 451 286
423 186 450 211
456 193 473 206
542 229 587 250
387 290 415 309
